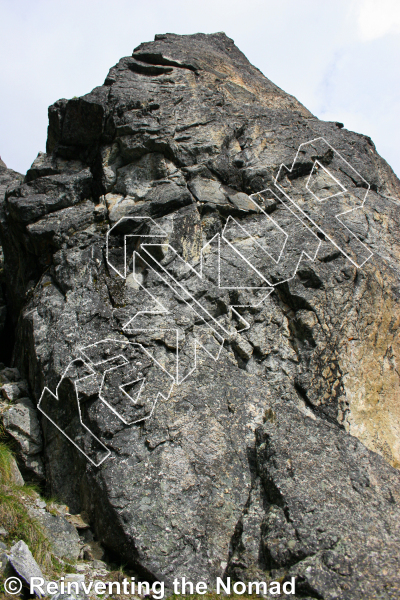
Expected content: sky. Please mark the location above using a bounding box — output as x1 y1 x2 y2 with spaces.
1 0 399 178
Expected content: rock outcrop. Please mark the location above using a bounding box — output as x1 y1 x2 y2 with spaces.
1 32 400 598
0 365 45 481
0 162 23 364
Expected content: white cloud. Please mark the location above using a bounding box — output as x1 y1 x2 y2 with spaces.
311 21 400 177
353 0 400 41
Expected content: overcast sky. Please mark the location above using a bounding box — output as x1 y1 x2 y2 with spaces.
1 0 399 179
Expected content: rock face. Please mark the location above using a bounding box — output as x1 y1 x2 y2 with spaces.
35 512 81 561
252 395 400 598
0 162 23 364
0 366 45 481
1 32 400 597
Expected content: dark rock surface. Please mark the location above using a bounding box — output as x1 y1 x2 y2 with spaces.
230 393 400 598
1 32 400 597
0 162 23 363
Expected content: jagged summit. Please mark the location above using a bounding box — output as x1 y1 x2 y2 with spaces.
130 31 313 112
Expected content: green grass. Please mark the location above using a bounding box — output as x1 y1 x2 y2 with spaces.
0 442 80 600
45 495 65 516
0 441 12 481
0 442 53 572
0 441 79 590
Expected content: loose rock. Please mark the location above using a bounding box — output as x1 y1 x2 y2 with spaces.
7 540 44 596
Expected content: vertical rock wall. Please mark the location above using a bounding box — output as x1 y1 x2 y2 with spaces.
1 33 400 598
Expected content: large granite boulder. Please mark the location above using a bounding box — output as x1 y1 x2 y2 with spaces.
1 33 400 597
